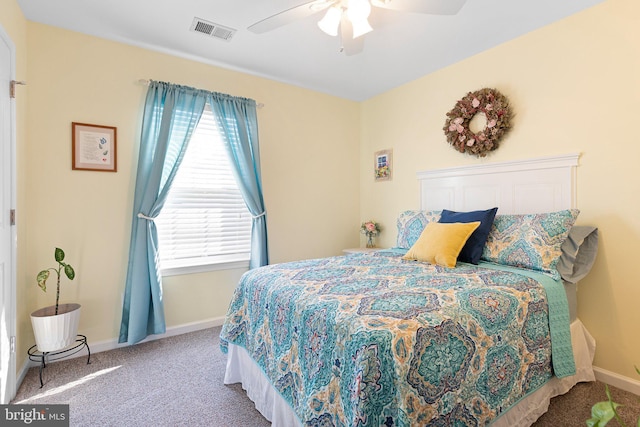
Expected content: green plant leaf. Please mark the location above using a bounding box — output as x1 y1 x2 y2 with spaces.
587 401 621 427
605 385 614 401
586 418 602 427
54 247 65 263
36 270 49 292
64 264 75 281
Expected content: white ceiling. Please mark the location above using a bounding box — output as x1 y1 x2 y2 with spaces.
17 0 604 101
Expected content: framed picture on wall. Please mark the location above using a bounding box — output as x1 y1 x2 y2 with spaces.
374 149 392 181
72 122 117 172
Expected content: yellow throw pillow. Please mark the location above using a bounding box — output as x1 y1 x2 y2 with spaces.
403 221 481 268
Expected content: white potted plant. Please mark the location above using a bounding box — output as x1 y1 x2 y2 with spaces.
30 247 81 352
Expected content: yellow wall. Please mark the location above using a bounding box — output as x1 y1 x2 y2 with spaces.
361 0 640 378
19 23 360 356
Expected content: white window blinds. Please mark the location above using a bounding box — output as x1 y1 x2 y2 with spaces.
155 104 252 273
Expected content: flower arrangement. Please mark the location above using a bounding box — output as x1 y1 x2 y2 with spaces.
361 220 381 248
443 88 513 157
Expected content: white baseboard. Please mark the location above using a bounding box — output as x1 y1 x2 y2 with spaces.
14 316 225 395
15 359 31 397
594 366 640 396
88 316 225 355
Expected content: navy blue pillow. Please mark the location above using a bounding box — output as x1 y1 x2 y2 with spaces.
438 207 498 264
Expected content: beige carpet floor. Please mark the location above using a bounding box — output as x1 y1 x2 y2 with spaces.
11 326 639 426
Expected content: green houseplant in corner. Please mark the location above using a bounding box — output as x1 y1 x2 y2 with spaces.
30 247 81 352
587 366 640 427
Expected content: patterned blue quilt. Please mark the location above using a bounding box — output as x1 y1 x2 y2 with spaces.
220 250 574 426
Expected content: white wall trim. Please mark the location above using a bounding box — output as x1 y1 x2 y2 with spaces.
416 153 580 180
0 20 18 405
15 316 226 392
87 316 226 355
593 366 640 396
15 359 30 396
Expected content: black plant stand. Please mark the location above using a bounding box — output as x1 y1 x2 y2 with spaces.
27 334 91 388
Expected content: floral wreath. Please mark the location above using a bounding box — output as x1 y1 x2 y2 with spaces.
443 88 513 157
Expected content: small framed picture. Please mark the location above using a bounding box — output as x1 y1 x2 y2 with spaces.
374 149 392 181
72 122 117 172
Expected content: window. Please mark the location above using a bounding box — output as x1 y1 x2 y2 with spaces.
155 104 252 276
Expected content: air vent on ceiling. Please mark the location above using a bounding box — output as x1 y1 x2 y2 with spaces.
190 17 236 42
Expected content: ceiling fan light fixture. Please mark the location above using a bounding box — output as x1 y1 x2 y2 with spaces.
309 0 335 11
347 0 372 18
369 0 388 7
318 6 342 36
349 17 372 38
347 0 373 38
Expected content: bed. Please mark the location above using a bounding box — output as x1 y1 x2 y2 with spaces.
220 154 598 426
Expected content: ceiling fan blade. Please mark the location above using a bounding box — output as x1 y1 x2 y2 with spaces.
370 0 466 15
248 0 333 34
339 15 364 56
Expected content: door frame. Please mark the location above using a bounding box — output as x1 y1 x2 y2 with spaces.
0 22 17 404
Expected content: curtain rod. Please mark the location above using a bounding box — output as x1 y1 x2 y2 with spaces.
137 79 264 108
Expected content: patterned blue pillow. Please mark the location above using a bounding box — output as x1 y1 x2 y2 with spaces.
481 209 580 280
396 210 441 249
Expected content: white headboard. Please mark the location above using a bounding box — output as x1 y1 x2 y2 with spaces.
417 154 579 215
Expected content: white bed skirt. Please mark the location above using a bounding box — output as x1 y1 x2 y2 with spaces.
224 319 596 426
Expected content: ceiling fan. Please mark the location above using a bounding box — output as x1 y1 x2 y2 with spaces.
247 0 467 56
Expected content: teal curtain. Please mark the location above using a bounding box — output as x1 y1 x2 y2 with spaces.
119 81 207 345
209 93 269 268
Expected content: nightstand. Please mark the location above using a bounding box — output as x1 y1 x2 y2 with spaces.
342 247 380 254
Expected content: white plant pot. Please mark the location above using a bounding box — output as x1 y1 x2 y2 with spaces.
30 303 81 352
